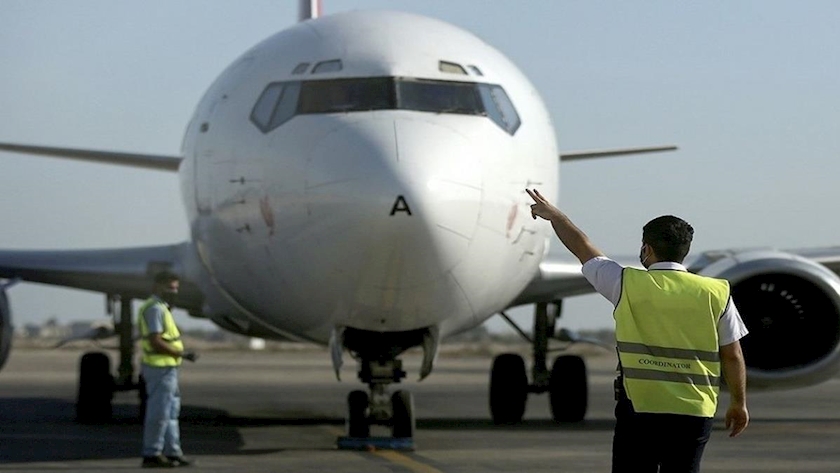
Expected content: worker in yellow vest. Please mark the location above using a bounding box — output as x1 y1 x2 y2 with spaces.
139 271 197 468
527 188 748 473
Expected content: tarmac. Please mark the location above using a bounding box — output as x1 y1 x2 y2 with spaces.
2 344 840 472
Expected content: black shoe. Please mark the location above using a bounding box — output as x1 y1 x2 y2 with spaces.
141 455 174 468
166 456 193 467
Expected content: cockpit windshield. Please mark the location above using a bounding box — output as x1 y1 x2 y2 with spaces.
251 77 520 135
396 79 483 115
298 77 393 114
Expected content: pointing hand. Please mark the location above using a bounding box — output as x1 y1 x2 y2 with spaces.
525 188 558 221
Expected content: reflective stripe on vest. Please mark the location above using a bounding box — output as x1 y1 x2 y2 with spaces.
138 297 183 367
614 268 729 417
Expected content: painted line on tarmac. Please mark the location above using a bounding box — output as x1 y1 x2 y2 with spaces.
372 450 443 473
324 426 444 473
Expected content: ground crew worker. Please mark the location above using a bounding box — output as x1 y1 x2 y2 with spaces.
526 188 749 473
139 270 197 468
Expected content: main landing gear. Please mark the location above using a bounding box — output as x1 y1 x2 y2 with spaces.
337 328 437 450
76 295 144 423
489 300 589 424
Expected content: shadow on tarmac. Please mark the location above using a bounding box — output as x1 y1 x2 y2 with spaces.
418 418 617 431
0 398 253 464
0 397 620 464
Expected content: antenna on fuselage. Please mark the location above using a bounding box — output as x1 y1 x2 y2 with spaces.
298 0 322 22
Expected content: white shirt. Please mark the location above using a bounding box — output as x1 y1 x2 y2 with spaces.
581 256 749 346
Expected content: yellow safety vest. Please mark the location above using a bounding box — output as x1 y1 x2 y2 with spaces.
138 297 183 367
614 268 729 417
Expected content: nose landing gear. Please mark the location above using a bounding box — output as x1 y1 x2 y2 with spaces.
336 327 435 451
339 359 416 450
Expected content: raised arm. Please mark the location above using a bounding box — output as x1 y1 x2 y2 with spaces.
526 188 604 264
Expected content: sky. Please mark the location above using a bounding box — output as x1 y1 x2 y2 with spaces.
0 1 839 335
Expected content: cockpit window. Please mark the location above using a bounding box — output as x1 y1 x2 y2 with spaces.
397 79 483 115
299 78 393 114
291 62 310 75
312 59 343 74
477 84 521 134
439 61 467 75
268 82 301 129
250 82 301 132
467 65 484 76
251 83 284 131
250 77 521 135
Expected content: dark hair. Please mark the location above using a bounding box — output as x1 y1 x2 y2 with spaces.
642 215 694 263
153 270 180 286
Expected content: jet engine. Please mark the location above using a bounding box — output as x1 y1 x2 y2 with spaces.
696 250 840 389
0 289 12 370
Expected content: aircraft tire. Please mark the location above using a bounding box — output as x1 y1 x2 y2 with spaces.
347 390 370 437
76 351 114 424
489 353 528 424
391 390 415 438
549 354 588 422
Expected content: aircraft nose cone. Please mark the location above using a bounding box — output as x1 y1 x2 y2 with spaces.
289 116 481 327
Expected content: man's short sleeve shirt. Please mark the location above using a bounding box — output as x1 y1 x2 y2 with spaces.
581 256 749 346
142 297 166 335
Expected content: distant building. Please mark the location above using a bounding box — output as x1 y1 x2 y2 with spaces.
19 323 41 338
68 320 113 339
39 318 70 339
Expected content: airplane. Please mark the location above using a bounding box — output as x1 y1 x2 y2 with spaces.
3 0 840 441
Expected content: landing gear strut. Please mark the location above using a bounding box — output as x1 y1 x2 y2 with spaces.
337 328 434 450
344 359 415 440
490 300 588 424
76 295 143 423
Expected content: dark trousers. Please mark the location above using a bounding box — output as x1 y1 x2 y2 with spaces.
612 393 713 473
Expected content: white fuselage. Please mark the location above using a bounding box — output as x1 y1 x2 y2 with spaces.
178 11 558 343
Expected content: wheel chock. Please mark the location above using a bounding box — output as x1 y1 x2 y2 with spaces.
336 436 415 451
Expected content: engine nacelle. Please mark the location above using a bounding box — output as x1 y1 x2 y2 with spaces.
0 289 12 370
697 250 840 390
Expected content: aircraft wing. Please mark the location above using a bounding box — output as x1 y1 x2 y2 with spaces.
0 243 201 311
799 247 840 274
559 145 677 162
515 245 840 307
0 142 182 172
510 257 592 306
